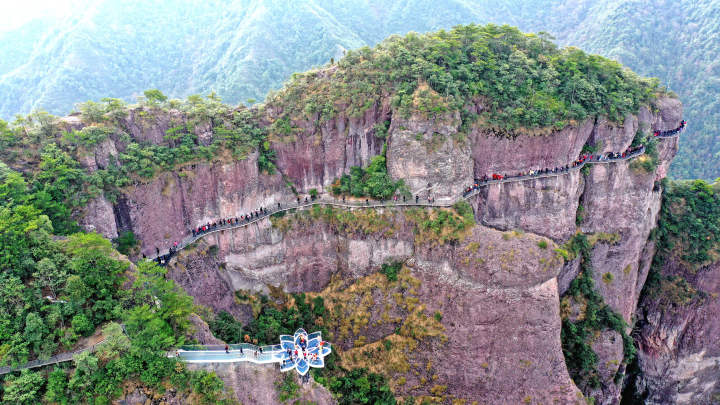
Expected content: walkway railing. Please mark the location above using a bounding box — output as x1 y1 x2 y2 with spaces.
173 343 285 364
150 128 681 263
0 339 106 376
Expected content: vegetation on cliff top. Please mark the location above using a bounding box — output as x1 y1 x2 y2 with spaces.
0 93 277 220
269 24 661 133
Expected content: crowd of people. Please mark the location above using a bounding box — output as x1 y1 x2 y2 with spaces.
463 144 647 197
281 335 321 367
190 206 272 238
654 120 686 137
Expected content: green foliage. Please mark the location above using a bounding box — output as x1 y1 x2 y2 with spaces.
276 373 300 403
373 120 390 139
209 311 245 343
309 188 319 200
576 204 585 226
380 261 402 282
143 89 168 104
653 180 720 266
96 322 130 362
560 234 636 391
114 231 139 256
71 314 94 337
0 157 228 404
405 201 475 246
537 240 548 249
331 146 405 200
44 369 69 404
272 24 659 133
2 369 45 404
641 179 719 307
324 367 395 405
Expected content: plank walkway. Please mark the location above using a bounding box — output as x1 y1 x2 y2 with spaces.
0 339 106 376
150 142 661 262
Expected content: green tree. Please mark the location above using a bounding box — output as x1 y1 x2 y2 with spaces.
69 351 99 392
143 89 168 105
96 322 130 361
33 257 66 299
71 314 94 336
23 312 48 355
44 369 69 404
2 370 45 404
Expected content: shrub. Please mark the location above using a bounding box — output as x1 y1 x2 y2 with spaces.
114 231 139 255
331 143 406 200
71 314 94 337
381 262 402 282
276 373 300 403
537 240 549 249
560 233 636 391
309 188 318 200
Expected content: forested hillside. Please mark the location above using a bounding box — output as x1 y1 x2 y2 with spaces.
0 0 718 177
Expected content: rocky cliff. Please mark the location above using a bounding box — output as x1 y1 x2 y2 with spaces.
67 85 687 404
634 258 720 404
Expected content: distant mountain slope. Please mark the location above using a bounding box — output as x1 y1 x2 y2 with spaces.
1 0 718 179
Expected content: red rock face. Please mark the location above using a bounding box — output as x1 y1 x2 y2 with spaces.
163 215 583 403
635 258 720 405
272 100 389 191
72 96 687 404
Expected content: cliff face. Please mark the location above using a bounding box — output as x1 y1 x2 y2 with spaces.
635 258 720 404
168 214 581 403
74 95 685 404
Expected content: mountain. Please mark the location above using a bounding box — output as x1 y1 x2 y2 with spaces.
4 23 707 404
1 0 720 179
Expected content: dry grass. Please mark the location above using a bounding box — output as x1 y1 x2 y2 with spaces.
307 266 446 394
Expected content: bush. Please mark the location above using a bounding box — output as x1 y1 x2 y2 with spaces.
114 231 139 256
71 314 94 337
209 311 244 343
380 262 402 282
560 233 636 391
331 144 406 200
309 188 318 200
537 240 548 249
276 373 300 403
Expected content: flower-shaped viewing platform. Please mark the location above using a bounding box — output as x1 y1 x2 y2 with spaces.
173 328 331 376
279 328 332 375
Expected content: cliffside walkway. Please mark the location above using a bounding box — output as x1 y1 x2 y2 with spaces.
172 329 331 376
0 339 106 376
149 127 683 263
